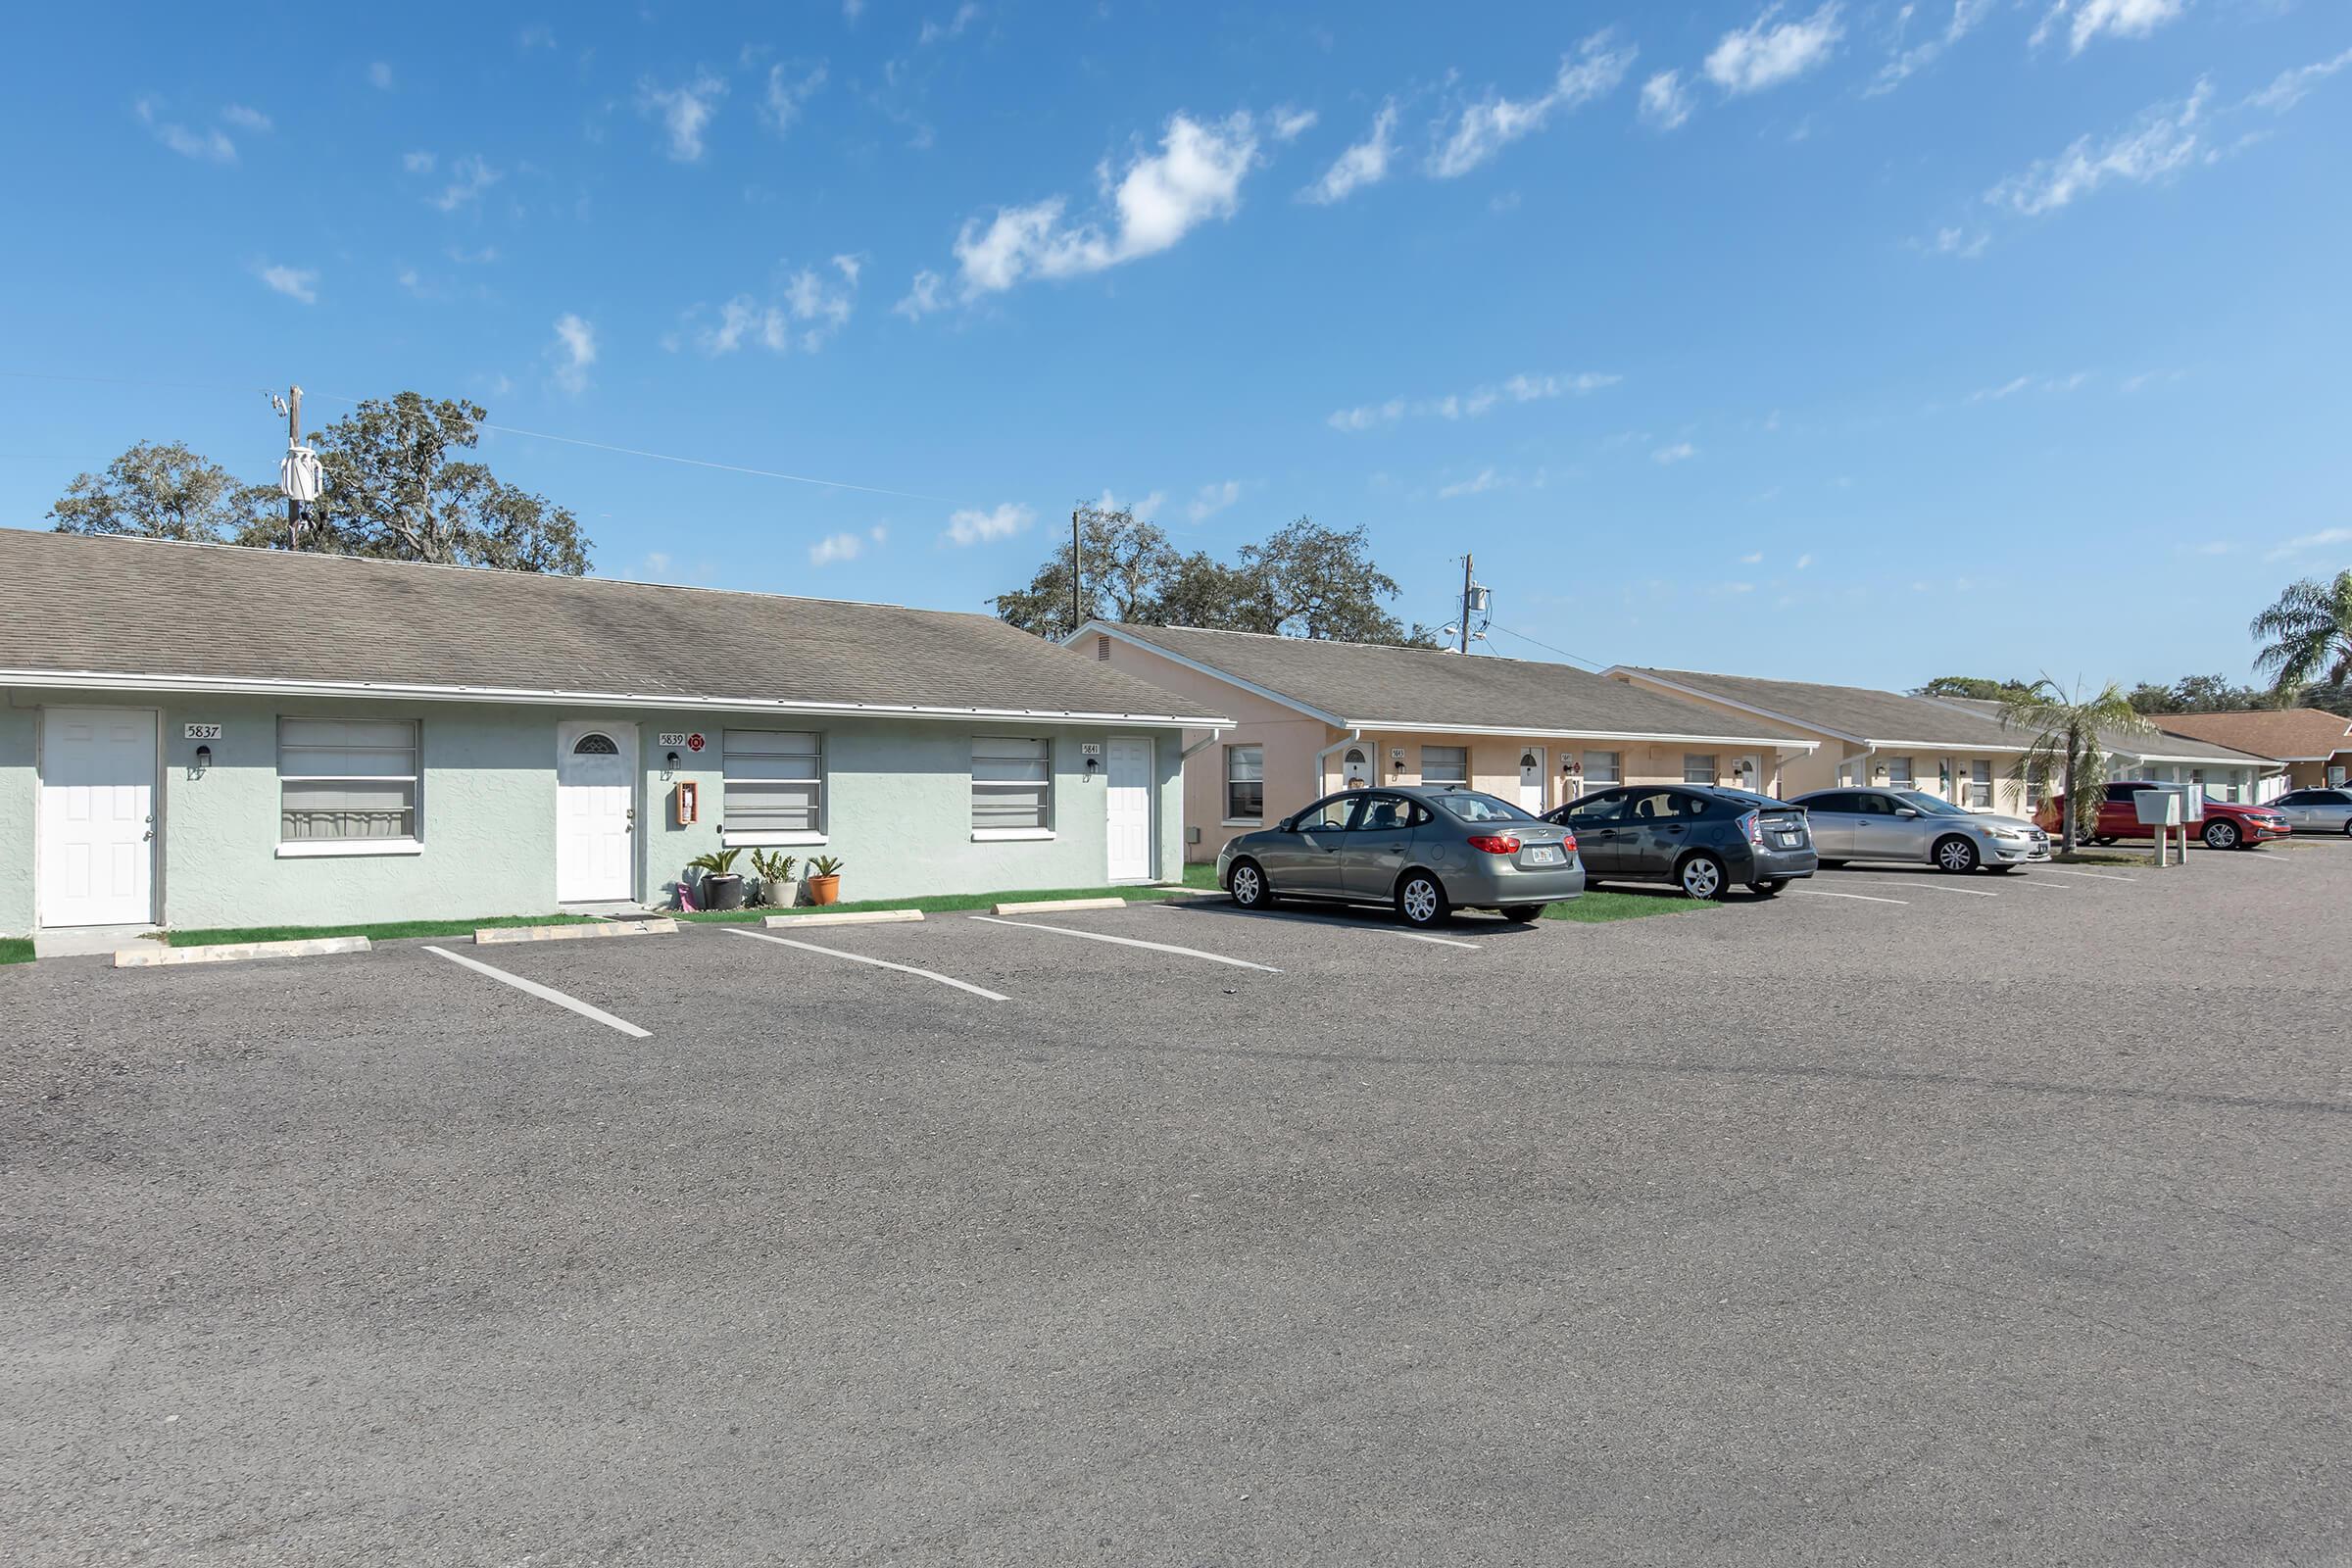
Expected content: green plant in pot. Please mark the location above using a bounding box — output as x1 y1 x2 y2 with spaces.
687 847 747 910
806 854 844 906
750 848 799 907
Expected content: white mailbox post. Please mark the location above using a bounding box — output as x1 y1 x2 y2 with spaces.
2134 788 2187 867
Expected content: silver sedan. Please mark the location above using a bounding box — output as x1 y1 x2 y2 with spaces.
2273 787 2352 835
1789 787 2050 873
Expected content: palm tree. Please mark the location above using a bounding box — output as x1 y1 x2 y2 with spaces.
2251 569 2352 702
1998 680 2154 853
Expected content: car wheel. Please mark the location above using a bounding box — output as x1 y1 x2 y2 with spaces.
1934 835 1981 874
2202 819 2239 851
1500 905 1544 923
1229 858 1274 909
1748 878 1786 897
2342 820 2352 838
1677 852 1727 902
1396 870 1450 927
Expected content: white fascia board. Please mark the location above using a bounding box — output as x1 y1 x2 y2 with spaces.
1869 738 2035 755
1341 718 1820 751
1067 622 1347 727
1601 667 1870 748
0 667 1231 729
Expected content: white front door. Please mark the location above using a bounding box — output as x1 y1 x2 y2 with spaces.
38 708 156 928
1732 754 1762 795
1518 747 1546 812
1104 734 1153 883
557 722 636 902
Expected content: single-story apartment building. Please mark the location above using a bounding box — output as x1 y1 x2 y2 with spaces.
2144 709 2352 796
1931 697 2279 805
0 531 1227 938
1068 622 1818 861
1606 666 2277 813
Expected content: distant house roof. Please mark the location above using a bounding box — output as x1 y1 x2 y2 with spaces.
0 530 1229 726
1935 697 2277 767
2144 708 2352 763
1082 622 1815 746
1613 666 2033 752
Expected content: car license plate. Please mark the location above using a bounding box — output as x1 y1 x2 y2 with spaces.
1775 831 1801 846
1525 845 1563 864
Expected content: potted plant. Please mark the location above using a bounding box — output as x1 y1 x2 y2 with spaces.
750 848 799 907
806 854 844 906
686 848 747 910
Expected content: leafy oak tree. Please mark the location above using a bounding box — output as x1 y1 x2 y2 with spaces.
48 440 278 542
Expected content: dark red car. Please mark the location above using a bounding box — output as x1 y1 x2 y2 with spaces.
2037 780 2290 851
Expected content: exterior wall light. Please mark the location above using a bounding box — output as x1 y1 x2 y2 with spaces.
193 744 212 773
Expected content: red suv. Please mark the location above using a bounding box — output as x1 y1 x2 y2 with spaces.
2037 781 2291 851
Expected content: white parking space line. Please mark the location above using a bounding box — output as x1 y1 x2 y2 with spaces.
1853 879 2000 898
968 914 1282 973
2008 878 2072 891
724 928 1007 1002
1140 904 1480 950
424 946 651 1038
1792 889 1910 906
1391 930 1482 950
2042 867 2137 882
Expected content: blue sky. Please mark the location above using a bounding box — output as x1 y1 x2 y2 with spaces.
3 0 2347 690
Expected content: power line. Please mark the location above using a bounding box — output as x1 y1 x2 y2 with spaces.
1488 622 1609 670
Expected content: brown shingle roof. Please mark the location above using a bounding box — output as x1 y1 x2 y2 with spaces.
2148 709 2352 762
1620 667 2032 750
0 530 1228 724
1935 698 2274 765
1098 623 1812 744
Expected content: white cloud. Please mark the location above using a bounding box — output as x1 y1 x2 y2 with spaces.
1187 480 1242 521
518 24 556 50
937 111 1260 302
431 154 503 212
1299 101 1396 204
257 264 318 304
2247 46 2352 114
2265 527 2352 563
1439 467 1504 499
640 72 727 162
1652 441 1698 464
134 98 235 164
810 524 887 565
1326 370 1617 432
220 104 272 132
1967 371 2089 402
1429 31 1635 177
686 256 862 356
368 61 395 90
550 314 598 395
1925 224 1990 259
1870 0 1992 94
1796 553 1815 568
1639 71 1691 130
761 61 829 133
918 3 982 46
843 0 864 20
895 269 949 319
2033 0 2186 56
1270 106 1318 142
1985 79 2209 216
1740 551 1764 564
945 502 1034 546
1092 488 1168 520
402 150 436 174
1704 3 1845 95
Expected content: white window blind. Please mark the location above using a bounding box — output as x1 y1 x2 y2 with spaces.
1582 751 1621 785
973 737 1052 831
279 717 418 842
1969 760 1993 808
1225 744 1263 819
1683 753 1719 785
724 731 822 833
1421 745 1468 785
1886 757 1914 787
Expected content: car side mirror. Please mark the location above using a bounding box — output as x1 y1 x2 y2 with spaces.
1895 808 1920 817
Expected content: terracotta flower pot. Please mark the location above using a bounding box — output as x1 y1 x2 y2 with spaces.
807 874 841 906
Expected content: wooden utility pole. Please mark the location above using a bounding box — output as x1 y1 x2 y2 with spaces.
1069 509 1083 634
283 384 304 548
1459 553 1474 654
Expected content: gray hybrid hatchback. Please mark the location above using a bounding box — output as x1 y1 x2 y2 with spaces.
1543 784 1816 899
1216 784 1584 928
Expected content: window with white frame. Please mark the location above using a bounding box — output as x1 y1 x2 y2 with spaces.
1683 753 1719 785
723 730 823 837
973 736 1053 833
2027 761 2048 808
1582 750 1621 785
1969 760 1993 808
1420 745 1468 785
1886 756 1914 788
1224 744 1263 820
278 717 419 843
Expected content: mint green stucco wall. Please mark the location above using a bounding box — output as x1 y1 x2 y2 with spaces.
0 688 1183 933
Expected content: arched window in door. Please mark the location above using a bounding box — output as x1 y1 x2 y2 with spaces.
572 732 619 756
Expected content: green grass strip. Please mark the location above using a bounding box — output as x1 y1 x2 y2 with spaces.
165 913 600 948
1541 890 1711 923
0 937 33 965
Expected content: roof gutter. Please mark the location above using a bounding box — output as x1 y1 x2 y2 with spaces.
1339 717 1820 750
0 668 1232 729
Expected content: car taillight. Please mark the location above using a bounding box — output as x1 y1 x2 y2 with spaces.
1466 833 1521 855
1559 830 1578 854
1739 809 1763 845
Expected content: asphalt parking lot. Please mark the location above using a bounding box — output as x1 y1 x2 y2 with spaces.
7 839 2348 1565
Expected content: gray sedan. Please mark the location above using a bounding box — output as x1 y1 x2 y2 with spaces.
1791 788 2049 873
2273 788 2352 835
1216 784 1583 928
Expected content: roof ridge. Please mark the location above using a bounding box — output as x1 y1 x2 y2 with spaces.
1125 620 1590 670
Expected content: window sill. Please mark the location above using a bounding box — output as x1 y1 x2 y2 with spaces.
276 839 424 859
1221 818 1263 828
971 828 1056 843
721 830 828 848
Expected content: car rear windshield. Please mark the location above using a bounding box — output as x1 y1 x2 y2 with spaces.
1711 788 1794 812
1433 790 1536 823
